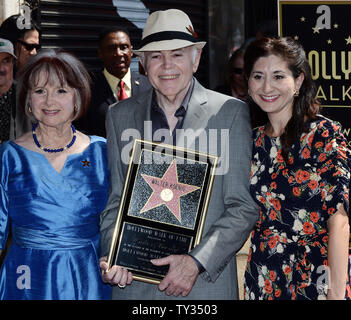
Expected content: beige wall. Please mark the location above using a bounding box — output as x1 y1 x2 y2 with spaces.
1 0 20 24
0 1 3 24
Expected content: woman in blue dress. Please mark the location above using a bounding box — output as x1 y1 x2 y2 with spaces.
0 49 112 299
243 37 351 300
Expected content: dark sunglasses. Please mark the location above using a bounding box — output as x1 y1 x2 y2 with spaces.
18 40 41 52
232 67 244 75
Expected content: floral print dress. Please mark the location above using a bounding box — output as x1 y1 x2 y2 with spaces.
244 116 351 300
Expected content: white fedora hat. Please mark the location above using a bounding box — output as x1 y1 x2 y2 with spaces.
133 9 206 54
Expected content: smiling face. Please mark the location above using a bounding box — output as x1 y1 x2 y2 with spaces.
29 70 76 129
248 54 304 122
98 31 133 79
143 46 201 104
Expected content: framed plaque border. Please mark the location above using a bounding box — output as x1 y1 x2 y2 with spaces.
107 139 218 284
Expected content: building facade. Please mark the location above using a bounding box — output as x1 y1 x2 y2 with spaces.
1 0 277 89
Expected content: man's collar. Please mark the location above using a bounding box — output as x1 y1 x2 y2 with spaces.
103 68 132 92
181 77 195 111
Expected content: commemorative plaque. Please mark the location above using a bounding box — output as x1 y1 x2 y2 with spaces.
107 139 218 284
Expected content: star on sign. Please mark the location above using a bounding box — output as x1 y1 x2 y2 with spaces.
300 17 306 22
140 160 200 223
346 36 351 45
312 26 320 34
327 39 332 45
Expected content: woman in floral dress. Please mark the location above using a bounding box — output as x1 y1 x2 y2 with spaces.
243 37 351 300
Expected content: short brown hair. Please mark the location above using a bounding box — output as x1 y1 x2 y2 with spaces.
16 49 91 122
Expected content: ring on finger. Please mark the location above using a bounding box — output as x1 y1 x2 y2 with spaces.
118 283 126 289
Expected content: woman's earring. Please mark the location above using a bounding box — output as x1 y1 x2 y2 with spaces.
74 104 78 113
293 89 299 97
28 106 32 113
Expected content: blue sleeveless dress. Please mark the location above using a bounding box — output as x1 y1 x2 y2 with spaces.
0 136 111 299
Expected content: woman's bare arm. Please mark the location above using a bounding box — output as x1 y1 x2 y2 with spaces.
327 205 350 300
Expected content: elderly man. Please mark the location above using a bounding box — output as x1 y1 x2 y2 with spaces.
77 27 151 137
99 9 258 300
0 38 30 144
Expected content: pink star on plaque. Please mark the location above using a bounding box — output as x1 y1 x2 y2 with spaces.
140 160 200 223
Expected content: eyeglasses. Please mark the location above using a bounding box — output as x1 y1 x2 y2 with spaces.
232 67 244 75
18 40 41 52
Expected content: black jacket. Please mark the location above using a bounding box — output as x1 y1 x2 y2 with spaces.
75 70 151 137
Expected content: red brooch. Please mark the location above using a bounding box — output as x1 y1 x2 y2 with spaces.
81 159 91 167
186 25 198 38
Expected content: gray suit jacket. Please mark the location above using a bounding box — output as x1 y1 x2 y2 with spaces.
100 78 258 300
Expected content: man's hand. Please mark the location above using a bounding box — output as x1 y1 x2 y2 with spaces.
99 256 133 287
151 254 199 297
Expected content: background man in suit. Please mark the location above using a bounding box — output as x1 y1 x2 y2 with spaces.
77 27 151 137
0 38 16 144
99 9 258 300
0 15 39 143
0 38 31 143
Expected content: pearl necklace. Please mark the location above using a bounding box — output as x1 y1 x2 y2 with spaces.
32 123 77 153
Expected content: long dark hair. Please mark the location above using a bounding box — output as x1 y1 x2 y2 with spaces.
0 14 41 47
244 37 320 162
